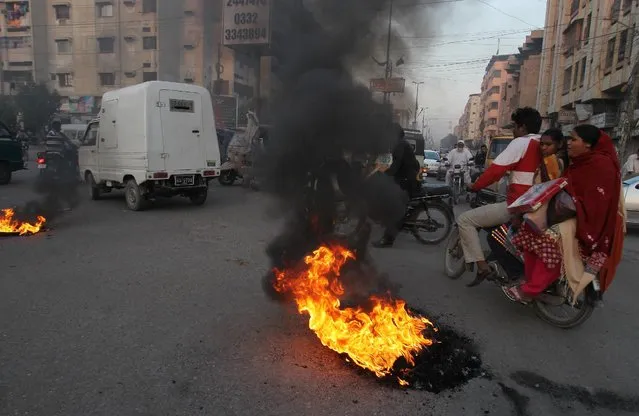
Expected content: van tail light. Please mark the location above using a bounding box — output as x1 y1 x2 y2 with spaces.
152 172 168 179
203 170 217 177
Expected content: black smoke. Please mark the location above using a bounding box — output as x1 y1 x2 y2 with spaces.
261 0 415 300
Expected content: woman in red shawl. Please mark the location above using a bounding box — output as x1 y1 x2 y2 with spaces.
507 124 624 302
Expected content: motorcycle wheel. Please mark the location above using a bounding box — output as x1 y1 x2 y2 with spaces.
410 200 453 245
219 170 236 186
443 226 466 279
531 283 595 329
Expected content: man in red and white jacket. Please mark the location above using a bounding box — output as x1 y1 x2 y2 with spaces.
457 107 543 279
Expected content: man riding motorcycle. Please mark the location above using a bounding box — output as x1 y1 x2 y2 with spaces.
457 107 542 280
445 140 473 188
372 123 421 248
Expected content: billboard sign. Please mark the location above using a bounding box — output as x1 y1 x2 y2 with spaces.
370 78 406 93
213 95 238 130
222 0 271 46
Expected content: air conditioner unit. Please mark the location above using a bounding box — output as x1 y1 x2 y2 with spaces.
123 0 136 6
58 19 68 25
124 35 136 42
124 71 136 78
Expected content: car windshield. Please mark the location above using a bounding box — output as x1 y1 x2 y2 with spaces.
488 139 512 159
424 151 440 161
0 124 12 139
623 174 639 185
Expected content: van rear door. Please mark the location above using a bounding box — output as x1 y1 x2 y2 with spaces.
158 90 204 171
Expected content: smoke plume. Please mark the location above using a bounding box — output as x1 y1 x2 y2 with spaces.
261 0 417 300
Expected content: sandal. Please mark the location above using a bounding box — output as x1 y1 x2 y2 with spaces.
466 268 495 287
503 285 532 304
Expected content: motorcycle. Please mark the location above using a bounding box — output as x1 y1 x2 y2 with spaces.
443 189 599 329
218 158 244 186
35 149 81 210
446 162 468 205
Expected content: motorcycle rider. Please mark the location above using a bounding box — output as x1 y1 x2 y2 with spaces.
458 107 542 283
445 141 472 189
372 123 421 248
474 144 488 168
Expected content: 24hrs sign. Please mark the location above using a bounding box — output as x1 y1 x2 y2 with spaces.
223 0 271 46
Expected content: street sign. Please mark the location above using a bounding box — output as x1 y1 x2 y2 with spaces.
370 78 406 93
222 0 271 46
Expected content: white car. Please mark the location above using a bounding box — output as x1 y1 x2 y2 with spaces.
422 150 441 177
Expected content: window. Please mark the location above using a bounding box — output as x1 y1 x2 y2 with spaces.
82 124 98 146
570 0 579 16
488 86 500 95
99 72 115 86
1 36 32 49
142 71 157 81
57 73 73 87
489 101 498 110
610 0 621 21
169 99 194 113
142 36 157 50
142 0 157 13
618 29 628 62
563 66 572 93
97 3 114 18
56 39 71 54
606 37 616 68
487 118 497 125
142 27 151 33
0 124 11 138
623 0 632 13
97 37 115 53
580 57 587 86
54 5 70 19
491 70 501 78
584 14 591 44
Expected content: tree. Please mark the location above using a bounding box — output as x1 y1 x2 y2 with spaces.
12 83 61 133
0 95 18 130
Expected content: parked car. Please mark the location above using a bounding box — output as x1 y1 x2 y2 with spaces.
623 174 639 226
422 150 441 177
0 121 27 185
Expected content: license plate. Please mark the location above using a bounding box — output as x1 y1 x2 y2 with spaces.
38 164 46 169
174 175 195 186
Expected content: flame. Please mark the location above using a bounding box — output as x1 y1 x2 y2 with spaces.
0 208 46 235
274 245 433 380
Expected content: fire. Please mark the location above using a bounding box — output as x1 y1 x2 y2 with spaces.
0 208 46 235
274 245 433 380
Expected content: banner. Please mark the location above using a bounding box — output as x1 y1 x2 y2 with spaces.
222 0 271 46
370 78 406 93
213 95 238 130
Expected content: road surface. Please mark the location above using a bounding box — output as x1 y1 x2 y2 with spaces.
1 166 639 416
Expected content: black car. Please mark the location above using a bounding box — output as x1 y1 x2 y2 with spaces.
0 121 27 185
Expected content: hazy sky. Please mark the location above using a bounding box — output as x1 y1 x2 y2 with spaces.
388 0 547 140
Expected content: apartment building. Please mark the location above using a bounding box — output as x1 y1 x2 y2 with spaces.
536 0 638 139
456 93 481 141
479 55 512 140
1 0 240 120
500 30 544 130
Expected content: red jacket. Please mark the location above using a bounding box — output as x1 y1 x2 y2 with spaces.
472 134 541 204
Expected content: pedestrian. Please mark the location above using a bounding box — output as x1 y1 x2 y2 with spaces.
623 148 639 177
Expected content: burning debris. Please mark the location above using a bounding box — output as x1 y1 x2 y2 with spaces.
274 245 433 382
273 245 485 391
0 208 46 236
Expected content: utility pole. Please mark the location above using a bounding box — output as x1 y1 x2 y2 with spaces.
618 23 639 164
412 81 423 127
383 0 393 104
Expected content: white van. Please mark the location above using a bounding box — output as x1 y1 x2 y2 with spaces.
78 81 221 210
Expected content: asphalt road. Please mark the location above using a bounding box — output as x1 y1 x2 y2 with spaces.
2 165 639 416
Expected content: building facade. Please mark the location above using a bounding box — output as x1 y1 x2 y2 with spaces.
456 93 481 141
499 30 544 130
536 0 639 142
479 55 511 140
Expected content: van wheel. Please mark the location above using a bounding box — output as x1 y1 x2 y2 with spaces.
0 162 11 185
125 179 147 211
85 172 101 200
189 189 208 206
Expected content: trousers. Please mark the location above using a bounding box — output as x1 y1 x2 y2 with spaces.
457 202 511 263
